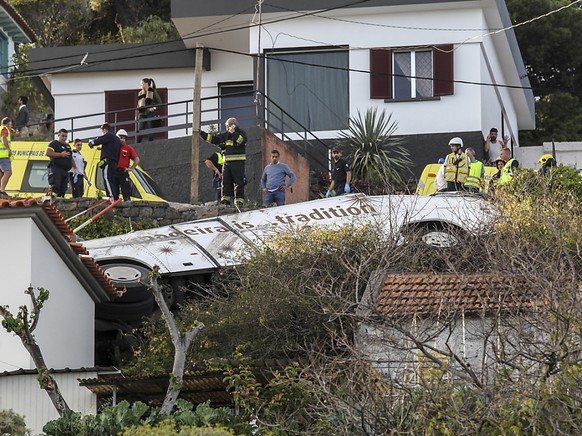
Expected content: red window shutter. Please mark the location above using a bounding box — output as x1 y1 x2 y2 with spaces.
370 48 392 99
433 44 454 96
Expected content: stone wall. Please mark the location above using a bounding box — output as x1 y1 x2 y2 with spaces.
54 198 240 227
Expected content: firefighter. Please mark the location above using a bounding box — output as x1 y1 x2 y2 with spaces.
538 153 556 174
443 137 469 191
200 117 247 206
497 148 520 185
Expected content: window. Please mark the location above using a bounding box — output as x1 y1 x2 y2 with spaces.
266 48 349 132
219 82 254 129
22 161 50 193
370 44 454 100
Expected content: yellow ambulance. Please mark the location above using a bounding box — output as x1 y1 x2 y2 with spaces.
5 141 167 202
416 163 499 196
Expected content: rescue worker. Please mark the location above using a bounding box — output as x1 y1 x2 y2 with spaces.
0 117 13 198
489 157 506 187
204 149 225 203
200 117 247 206
464 147 485 192
115 129 140 201
497 148 519 185
539 153 557 175
443 137 469 191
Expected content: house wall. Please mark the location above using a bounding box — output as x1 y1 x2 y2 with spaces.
52 68 203 140
358 317 498 384
0 217 95 372
249 6 515 143
0 371 98 435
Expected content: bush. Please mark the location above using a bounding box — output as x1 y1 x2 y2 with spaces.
122 420 233 435
0 409 28 435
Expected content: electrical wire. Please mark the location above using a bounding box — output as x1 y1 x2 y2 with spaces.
8 0 579 91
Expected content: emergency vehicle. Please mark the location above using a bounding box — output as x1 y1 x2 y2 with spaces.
84 192 496 330
416 163 500 196
5 141 166 201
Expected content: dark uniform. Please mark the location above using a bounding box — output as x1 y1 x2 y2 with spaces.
207 151 224 202
331 157 351 196
201 127 247 205
47 140 73 196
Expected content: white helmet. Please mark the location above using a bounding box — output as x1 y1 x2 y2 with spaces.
116 129 128 137
448 137 463 148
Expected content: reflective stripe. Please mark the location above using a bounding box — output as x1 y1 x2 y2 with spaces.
465 161 484 190
225 155 246 162
443 152 469 183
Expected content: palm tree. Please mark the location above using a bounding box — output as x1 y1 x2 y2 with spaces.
338 107 411 192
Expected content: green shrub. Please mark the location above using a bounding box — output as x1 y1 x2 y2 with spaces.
122 420 234 435
0 409 28 435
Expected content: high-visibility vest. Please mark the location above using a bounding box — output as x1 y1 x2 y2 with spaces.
0 125 11 159
444 152 469 183
498 159 517 185
216 152 224 166
464 160 484 190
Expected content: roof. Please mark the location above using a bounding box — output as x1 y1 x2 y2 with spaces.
28 40 195 75
374 273 536 317
0 366 118 377
79 359 291 408
0 198 118 300
0 0 35 43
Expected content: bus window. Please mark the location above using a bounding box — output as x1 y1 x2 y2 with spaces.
22 161 50 192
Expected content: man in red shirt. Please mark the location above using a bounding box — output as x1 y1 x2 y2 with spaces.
115 129 140 200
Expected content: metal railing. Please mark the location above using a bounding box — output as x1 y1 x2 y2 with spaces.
28 90 330 169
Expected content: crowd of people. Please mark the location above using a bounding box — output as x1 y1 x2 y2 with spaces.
201 119 354 208
435 128 556 194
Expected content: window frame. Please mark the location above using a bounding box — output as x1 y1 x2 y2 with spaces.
370 44 454 100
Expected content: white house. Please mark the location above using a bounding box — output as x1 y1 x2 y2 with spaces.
0 197 118 434
357 272 537 385
28 0 534 176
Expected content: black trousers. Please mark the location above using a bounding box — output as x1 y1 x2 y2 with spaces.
222 160 245 202
113 168 132 200
69 173 84 198
101 161 119 200
48 165 69 197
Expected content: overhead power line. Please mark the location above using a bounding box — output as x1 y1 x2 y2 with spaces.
9 0 580 92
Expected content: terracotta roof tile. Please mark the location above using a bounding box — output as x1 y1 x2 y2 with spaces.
0 197 118 297
376 273 535 317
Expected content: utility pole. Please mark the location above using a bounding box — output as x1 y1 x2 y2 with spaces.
190 43 204 204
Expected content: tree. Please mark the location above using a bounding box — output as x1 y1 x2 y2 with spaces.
11 0 173 46
338 107 411 193
506 0 582 143
0 287 70 416
148 266 204 415
124 177 582 433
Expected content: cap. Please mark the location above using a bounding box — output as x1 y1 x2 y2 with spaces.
116 129 128 137
331 146 340 152
448 137 463 147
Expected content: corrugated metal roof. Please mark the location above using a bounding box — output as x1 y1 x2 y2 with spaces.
0 366 118 377
79 360 292 408
376 273 536 317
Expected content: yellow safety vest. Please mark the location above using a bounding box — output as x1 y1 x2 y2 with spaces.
498 159 517 185
0 125 11 159
464 160 484 190
444 152 469 183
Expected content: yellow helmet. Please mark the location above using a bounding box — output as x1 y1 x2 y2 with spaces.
539 154 554 166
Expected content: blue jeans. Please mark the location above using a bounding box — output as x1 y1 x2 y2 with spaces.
265 189 285 207
137 112 156 142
